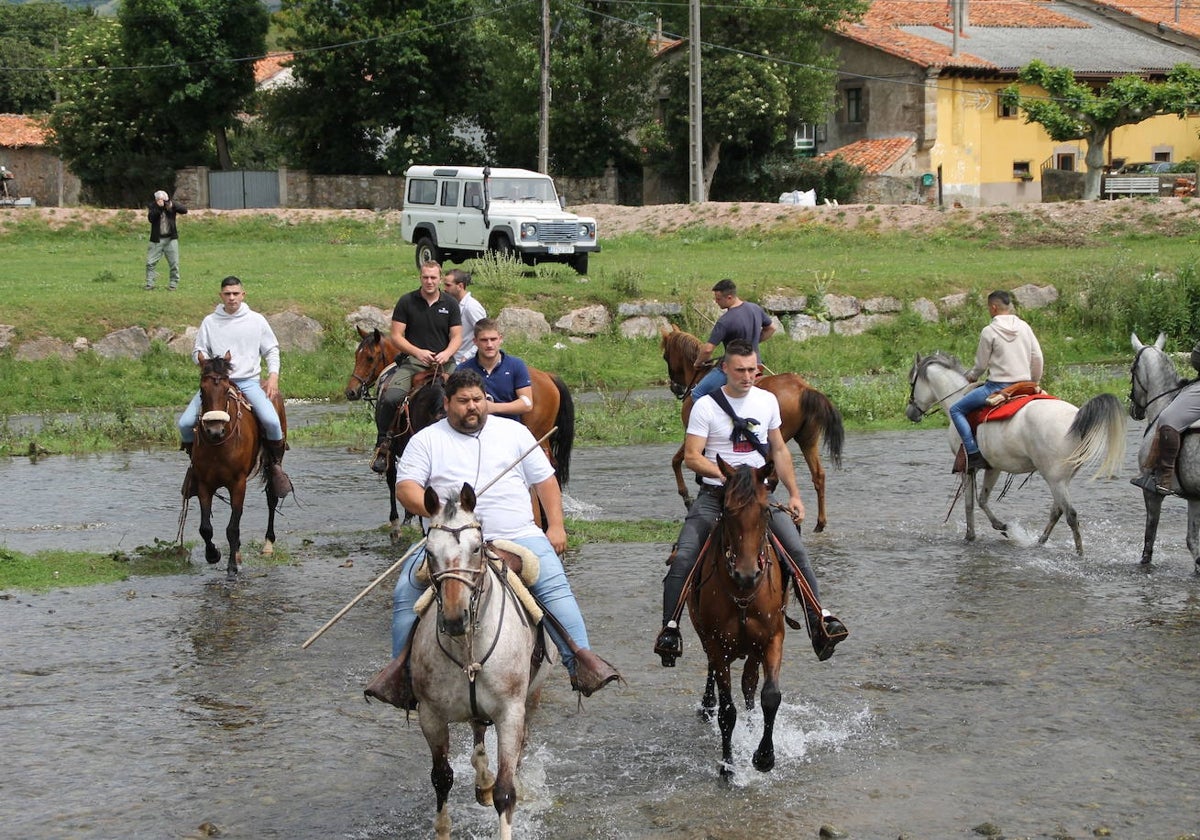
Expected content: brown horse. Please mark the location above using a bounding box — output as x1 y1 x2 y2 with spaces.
659 325 844 531
690 456 787 777
345 326 575 536
190 352 285 580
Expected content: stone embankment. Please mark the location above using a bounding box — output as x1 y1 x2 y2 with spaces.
0 284 1060 361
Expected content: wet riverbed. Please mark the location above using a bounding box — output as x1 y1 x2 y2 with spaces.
3 424 1200 839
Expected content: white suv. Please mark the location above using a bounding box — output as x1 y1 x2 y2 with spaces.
400 165 599 274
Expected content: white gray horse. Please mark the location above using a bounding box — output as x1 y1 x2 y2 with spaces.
410 483 549 840
907 352 1126 554
1129 332 1200 569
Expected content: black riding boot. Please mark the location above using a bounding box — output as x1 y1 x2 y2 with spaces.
264 439 294 499
654 560 687 667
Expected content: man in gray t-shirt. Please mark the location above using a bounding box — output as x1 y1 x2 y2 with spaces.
690 278 775 400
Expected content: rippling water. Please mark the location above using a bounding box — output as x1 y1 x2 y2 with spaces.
3 424 1200 839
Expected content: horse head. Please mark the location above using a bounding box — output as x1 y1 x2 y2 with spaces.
1130 332 1180 423
346 326 389 401
424 483 484 638
716 456 774 592
906 351 968 422
198 351 237 444
410 367 449 428
660 325 700 399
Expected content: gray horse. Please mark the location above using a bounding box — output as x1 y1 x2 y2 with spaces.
1129 332 1200 570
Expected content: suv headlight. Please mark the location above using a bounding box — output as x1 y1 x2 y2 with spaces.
579 223 595 240
520 222 538 239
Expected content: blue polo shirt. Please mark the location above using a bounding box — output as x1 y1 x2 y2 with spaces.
456 351 532 419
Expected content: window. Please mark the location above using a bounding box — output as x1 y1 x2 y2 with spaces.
846 88 863 123
793 124 816 152
998 97 1018 119
1012 161 1032 180
407 179 437 205
464 182 482 209
440 181 460 207
1056 154 1075 172
1154 151 1173 163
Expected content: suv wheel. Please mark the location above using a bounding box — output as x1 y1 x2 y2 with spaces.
568 253 589 275
492 233 517 263
415 236 441 269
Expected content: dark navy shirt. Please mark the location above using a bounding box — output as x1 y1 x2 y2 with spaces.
457 351 532 419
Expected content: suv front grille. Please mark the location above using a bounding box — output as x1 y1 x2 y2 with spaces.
538 222 580 243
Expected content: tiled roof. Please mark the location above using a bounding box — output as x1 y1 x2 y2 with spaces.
835 0 1200 74
253 52 292 85
818 136 915 174
1091 0 1200 41
0 114 48 148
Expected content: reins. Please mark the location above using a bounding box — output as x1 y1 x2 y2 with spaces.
1129 345 1187 428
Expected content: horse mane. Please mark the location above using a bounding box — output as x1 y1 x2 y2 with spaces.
921 351 966 377
722 464 761 513
201 355 234 377
665 327 702 357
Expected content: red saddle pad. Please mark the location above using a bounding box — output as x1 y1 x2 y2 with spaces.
969 393 1059 427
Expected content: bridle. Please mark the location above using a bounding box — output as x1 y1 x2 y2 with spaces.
665 336 707 400
907 357 970 420
1129 345 1185 422
718 497 772 611
348 335 386 403
199 368 248 446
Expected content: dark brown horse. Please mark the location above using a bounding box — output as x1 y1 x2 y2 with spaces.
690 457 788 777
345 326 575 537
190 352 285 580
659 325 844 531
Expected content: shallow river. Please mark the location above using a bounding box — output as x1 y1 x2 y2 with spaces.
3 418 1200 839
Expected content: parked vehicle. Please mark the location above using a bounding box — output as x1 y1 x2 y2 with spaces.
1115 161 1174 174
400 165 599 274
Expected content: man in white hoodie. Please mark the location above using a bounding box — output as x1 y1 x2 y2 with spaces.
178 276 293 498
950 290 1044 472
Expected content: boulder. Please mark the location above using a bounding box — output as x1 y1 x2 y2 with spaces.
761 294 808 314
495 307 551 341
0 324 14 353
911 298 939 323
169 326 199 356
1010 283 1058 309
269 310 325 352
620 315 670 339
939 292 969 311
833 313 896 336
822 293 861 320
554 304 610 336
346 305 392 334
788 314 831 342
862 295 902 314
617 300 683 317
16 336 75 361
93 326 151 359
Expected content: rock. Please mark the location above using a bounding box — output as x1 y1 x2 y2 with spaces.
0 323 14 352
620 315 670 339
833 312 896 336
345 305 391 334
822 293 861 320
72 337 90 352
863 295 902 314
16 336 75 361
554 304 610 335
818 825 848 839
150 326 175 344
169 326 199 356
911 298 939 323
268 310 325 352
93 326 151 359
762 294 808 313
939 292 969 311
1011 283 1058 309
617 300 682 317
788 313 831 342
495 307 551 341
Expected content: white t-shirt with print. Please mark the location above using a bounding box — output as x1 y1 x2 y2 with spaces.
687 386 782 487
397 415 553 540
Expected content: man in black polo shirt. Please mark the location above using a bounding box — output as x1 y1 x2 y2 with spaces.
371 261 462 473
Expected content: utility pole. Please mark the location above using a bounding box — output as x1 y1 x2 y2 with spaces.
538 0 550 174
688 0 704 203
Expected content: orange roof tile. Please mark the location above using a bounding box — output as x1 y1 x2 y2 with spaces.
818 136 915 174
1092 0 1200 40
253 53 293 85
0 114 48 148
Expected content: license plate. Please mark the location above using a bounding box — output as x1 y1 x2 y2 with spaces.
547 244 575 254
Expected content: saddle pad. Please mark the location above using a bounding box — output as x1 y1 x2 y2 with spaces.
969 393 1058 427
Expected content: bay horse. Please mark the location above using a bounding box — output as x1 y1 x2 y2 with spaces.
659 324 844 531
346 326 575 539
410 483 548 840
1129 332 1200 569
906 351 1126 554
190 351 285 580
688 457 787 777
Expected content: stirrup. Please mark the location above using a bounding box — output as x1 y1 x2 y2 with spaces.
654 623 682 667
812 615 849 662
1130 472 1174 496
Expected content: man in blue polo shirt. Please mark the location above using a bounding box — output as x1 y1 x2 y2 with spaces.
455 318 534 420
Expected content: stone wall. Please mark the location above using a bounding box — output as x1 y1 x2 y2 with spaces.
0 147 81 207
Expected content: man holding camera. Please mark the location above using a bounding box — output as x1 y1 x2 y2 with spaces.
145 189 188 291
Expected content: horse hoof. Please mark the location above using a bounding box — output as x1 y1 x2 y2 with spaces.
813 522 826 533
697 705 715 722
718 761 734 780
752 751 775 773
262 540 274 556
475 786 493 807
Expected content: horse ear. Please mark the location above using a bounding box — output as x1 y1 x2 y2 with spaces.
716 454 734 479
223 350 233 362
357 325 369 339
1131 332 1144 352
197 350 208 364
423 486 441 516
760 459 776 481
459 483 476 512
1155 333 1167 351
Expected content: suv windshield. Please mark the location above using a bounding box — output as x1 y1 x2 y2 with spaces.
487 178 557 203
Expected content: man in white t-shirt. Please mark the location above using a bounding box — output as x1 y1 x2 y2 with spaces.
443 268 487 364
654 339 848 665
365 369 618 709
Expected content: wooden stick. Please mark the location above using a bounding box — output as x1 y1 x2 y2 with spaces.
300 425 558 648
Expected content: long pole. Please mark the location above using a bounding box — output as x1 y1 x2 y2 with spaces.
688 0 704 203
538 0 550 174
301 426 558 648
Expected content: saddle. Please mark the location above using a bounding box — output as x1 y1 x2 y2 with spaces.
968 385 1057 427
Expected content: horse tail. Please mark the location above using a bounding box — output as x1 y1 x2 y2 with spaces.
550 374 575 487
798 386 845 469
1067 392 1127 477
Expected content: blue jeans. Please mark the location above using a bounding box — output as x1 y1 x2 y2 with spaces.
691 367 726 401
391 533 590 674
178 377 283 443
950 380 1011 455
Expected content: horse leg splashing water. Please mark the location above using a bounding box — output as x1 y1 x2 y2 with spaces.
410 483 548 840
1129 332 1200 570
190 351 283 580
688 457 787 777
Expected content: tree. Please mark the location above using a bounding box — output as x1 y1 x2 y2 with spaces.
1001 60 1200 199
471 1 657 177
0 3 95 113
268 0 481 174
654 0 868 198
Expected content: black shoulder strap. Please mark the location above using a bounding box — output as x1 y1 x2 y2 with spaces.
707 388 770 459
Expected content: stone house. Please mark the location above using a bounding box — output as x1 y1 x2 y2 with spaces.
0 114 81 207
